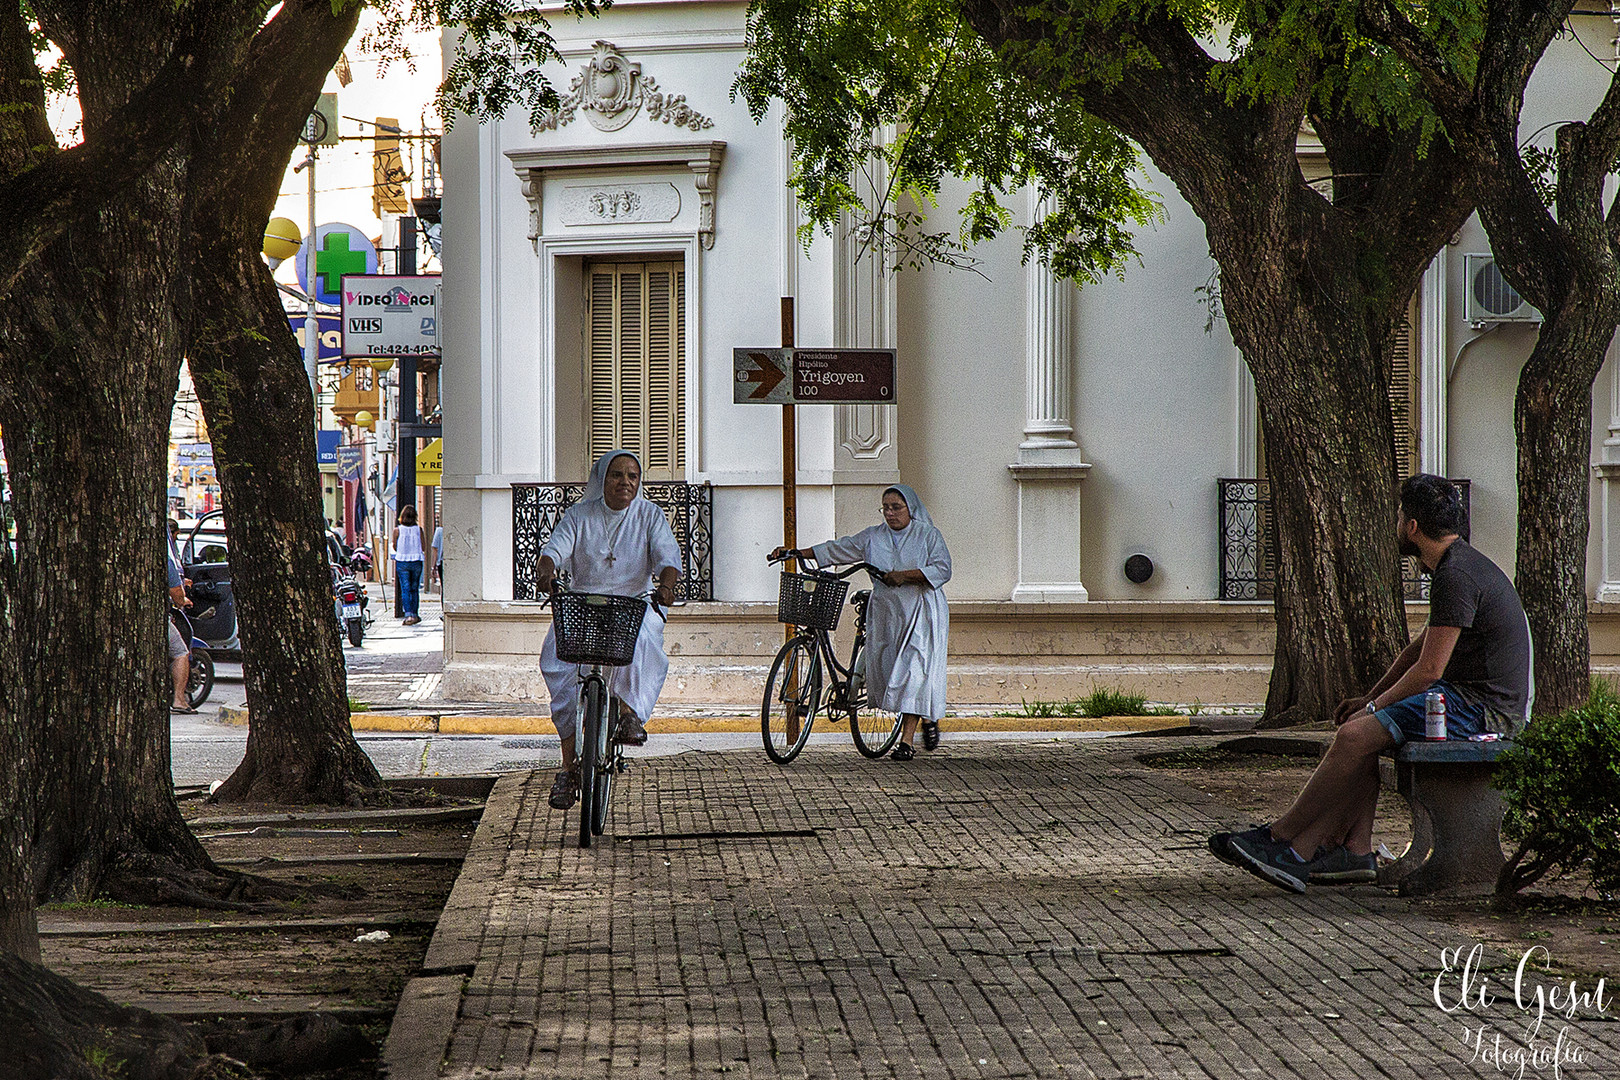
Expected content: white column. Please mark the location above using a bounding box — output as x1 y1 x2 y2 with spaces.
1420 247 1449 476
1235 345 1258 477
1009 194 1090 602
1022 235 1077 449
828 133 899 536
1596 340 1620 601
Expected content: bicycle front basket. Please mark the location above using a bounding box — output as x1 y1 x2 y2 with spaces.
777 572 849 631
553 590 648 666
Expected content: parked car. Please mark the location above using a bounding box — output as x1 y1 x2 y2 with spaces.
178 511 240 656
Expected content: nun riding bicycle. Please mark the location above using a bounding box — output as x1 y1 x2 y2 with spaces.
768 484 952 762
536 451 681 842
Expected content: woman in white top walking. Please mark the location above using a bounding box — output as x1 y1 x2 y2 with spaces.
393 505 427 625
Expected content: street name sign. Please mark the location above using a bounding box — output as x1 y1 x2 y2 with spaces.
732 348 896 405
340 274 441 358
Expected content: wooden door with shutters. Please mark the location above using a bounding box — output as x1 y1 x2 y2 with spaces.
585 261 686 481
1389 300 1420 481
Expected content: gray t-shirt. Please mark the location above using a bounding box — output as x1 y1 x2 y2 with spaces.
1427 538 1532 724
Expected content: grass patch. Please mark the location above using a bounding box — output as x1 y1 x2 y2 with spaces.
42 898 147 912
349 696 371 713
1016 686 1179 718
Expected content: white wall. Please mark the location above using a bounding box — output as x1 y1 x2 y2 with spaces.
444 2 1620 609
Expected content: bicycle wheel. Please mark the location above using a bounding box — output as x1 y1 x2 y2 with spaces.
762 637 822 764
577 679 605 849
591 696 616 836
847 643 902 758
187 649 214 709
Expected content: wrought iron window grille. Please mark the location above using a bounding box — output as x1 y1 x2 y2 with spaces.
1218 478 1469 602
513 482 714 602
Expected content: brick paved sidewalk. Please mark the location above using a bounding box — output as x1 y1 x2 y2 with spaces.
393 739 1620 1079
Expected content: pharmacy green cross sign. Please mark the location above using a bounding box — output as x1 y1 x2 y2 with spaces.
316 234 369 297
295 223 379 307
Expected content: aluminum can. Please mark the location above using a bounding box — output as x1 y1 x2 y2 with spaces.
1424 689 1447 740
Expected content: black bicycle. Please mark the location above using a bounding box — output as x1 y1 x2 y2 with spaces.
549 579 658 848
761 551 902 763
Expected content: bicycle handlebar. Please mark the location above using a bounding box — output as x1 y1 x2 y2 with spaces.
542 573 671 619
767 550 884 584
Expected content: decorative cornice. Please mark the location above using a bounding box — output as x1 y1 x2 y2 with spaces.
1007 460 1092 483
505 141 726 250
537 41 715 134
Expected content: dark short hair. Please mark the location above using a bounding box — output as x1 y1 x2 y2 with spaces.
1400 474 1465 539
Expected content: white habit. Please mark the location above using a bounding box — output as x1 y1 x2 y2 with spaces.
810 485 952 719
539 452 682 738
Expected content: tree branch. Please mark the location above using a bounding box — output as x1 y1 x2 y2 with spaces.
0 2 258 301
191 0 363 216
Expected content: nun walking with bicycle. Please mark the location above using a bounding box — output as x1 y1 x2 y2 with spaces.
771 484 952 759
536 450 682 810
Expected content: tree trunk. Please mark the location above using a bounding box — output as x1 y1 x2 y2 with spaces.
0 953 231 1080
956 6 1474 725
1512 315 1611 713
1217 256 1411 726
0 167 227 912
0 520 36 961
190 254 384 804
187 0 379 804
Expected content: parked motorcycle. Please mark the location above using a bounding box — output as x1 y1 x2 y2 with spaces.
170 607 214 709
333 563 371 647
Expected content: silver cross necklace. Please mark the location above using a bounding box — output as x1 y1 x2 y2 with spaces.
604 510 630 566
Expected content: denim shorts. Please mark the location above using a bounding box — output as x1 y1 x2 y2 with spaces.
1373 679 1487 747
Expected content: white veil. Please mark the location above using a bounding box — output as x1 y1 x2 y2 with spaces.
583 449 643 504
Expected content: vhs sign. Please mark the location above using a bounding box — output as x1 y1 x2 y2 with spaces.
340 274 440 358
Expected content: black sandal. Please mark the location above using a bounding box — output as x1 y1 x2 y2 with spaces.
920 720 940 751
890 742 915 761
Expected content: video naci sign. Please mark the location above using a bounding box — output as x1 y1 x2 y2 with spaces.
340 274 440 358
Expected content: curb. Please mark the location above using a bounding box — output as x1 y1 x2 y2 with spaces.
212 704 1198 737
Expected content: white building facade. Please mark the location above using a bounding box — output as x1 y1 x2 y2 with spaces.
438 3 1620 706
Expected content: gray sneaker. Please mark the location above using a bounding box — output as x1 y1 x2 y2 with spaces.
1208 824 1270 868
1228 833 1310 894
1307 845 1378 884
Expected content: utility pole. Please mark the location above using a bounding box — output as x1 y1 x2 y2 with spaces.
301 145 319 427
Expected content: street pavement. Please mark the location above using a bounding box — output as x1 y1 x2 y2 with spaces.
173 586 1167 787
386 737 1620 1080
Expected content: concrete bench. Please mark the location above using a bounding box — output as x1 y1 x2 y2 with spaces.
1378 739 1510 896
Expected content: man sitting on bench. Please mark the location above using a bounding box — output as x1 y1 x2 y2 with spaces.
1211 474 1533 893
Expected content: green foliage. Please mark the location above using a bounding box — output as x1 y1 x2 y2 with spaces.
734 0 1161 284
1206 0 1478 148
1495 680 1620 898
366 0 609 132
733 0 1472 283
1017 687 1164 717
1520 142 1558 210
82 1042 125 1077
1079 686 1149 717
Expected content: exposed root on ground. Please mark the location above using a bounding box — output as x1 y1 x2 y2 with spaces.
1 953 255 1080
208 775 401 808
100 852 300 913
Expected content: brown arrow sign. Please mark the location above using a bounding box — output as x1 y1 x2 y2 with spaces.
732 348 793 404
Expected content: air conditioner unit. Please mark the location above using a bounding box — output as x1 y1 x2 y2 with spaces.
1464 253 1540 325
